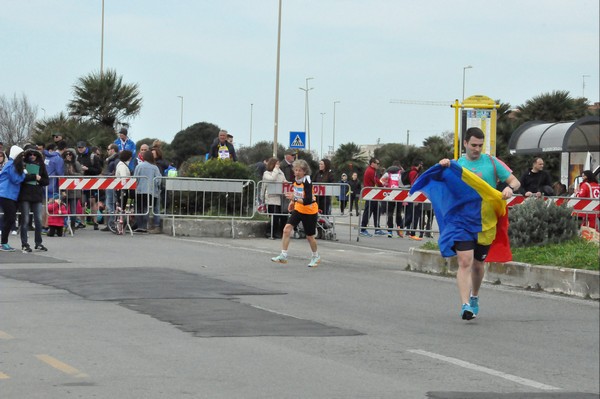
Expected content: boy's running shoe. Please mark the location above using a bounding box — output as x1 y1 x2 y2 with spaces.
461 303 476 320
35 244 48 252
271 254 288 264
359 230 373 237
308 255 321 268
22 244 32 253
469 296 479 316
1 244 16 252
374 230 387 236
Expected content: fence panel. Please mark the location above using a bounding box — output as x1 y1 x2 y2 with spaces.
158 177 256 237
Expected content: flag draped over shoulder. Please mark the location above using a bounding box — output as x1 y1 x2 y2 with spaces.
410 161 511 262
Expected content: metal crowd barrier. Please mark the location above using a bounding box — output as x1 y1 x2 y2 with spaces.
47 175 149 237
256 180 351 240
358 186 435 240
156 177 256 237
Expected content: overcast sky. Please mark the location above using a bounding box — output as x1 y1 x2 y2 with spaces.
2 0 598 154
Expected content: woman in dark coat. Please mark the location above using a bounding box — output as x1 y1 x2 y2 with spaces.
18 147 49 252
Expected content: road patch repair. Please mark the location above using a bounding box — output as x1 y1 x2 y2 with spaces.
0 267 362 338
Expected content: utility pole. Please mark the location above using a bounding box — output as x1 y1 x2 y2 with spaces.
299 77 314 152
582 74 591 98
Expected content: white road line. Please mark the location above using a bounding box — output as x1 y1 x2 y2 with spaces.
408 349 560 391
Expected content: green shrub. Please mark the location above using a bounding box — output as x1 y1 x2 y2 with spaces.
168 159 256 217
184 158 253 180
508 198 579 248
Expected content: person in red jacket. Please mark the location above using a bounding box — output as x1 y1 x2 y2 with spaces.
47 193 68 237
576 170 599 229
359 158 385 237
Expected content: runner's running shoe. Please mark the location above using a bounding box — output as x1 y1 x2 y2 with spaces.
469 296 479 316
461 303 476 320
271 254 288 264
308 255 321 268
0 244 16 252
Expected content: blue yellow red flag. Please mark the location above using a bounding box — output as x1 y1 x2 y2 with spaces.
410 161 510 261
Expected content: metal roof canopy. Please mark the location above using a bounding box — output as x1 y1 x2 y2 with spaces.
509 115 600 154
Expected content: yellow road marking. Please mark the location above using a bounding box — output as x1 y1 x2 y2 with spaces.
35 354 88 378
0 372 9 379
0 330 14 340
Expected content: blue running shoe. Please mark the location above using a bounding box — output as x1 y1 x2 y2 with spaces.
359 230 373 237
0 244 16 252
461 303 476 320
469 296 479 316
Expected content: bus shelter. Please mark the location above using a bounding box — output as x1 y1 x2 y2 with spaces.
508 115 600 188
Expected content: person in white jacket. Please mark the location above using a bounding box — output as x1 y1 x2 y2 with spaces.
262 157 286 238
133 150 161 233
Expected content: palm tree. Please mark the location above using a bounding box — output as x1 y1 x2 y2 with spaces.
332 142 368 177
515 90 588 123
68 69 142 129
419 135 452 166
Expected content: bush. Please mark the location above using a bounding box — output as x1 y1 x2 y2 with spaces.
168 159 256 217
184 158 253 180
508 198 579 248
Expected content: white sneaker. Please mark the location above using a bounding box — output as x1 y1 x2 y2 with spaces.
308 255 321 268
271 254 288 264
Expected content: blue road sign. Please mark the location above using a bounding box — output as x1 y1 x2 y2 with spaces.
289 131 306 149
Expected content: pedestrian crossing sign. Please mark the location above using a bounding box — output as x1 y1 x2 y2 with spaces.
289 131 306 149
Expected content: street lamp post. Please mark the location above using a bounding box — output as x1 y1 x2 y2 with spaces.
272 0 282 157
299 77 314 151
320 112 326 159
332 100 340 153
249 103 254 147
100 0 105 79
177 96 184 131
462 65 473 102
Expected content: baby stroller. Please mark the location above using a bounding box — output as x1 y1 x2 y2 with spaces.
294 211 336 240
316 212 336 240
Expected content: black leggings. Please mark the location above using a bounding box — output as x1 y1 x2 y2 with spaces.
0 198 17 245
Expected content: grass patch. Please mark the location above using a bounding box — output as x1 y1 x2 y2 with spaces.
420 238 599 271
511 238 598 270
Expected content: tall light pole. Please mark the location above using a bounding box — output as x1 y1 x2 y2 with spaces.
462 65 473 102
320 112 326 159
177 96 183 131
332 100 340 153
249 103 254 147
100 0 105 79
582 74 591 98
299 77 314 151
272 0 282 157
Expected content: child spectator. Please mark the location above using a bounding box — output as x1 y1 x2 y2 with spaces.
47 193 67 237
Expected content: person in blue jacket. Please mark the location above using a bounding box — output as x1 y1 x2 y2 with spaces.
0 146 40 251
114 127 137 171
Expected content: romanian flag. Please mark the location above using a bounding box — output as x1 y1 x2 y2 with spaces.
410 161 511 262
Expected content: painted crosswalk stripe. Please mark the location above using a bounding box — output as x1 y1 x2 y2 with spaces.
35 354 88 378
408 349 560 391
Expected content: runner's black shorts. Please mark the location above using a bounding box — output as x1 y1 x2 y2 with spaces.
454 240 491 262
287 211 318 237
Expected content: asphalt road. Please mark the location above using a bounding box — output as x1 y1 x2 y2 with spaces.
0 227 598 399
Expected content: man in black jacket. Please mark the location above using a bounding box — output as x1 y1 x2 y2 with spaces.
519 157 553 198
76 141 103 229
209 130 237 161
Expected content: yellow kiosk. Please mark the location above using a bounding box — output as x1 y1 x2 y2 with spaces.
452 95 499 159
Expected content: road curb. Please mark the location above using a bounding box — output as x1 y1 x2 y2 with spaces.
407 248 599 300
